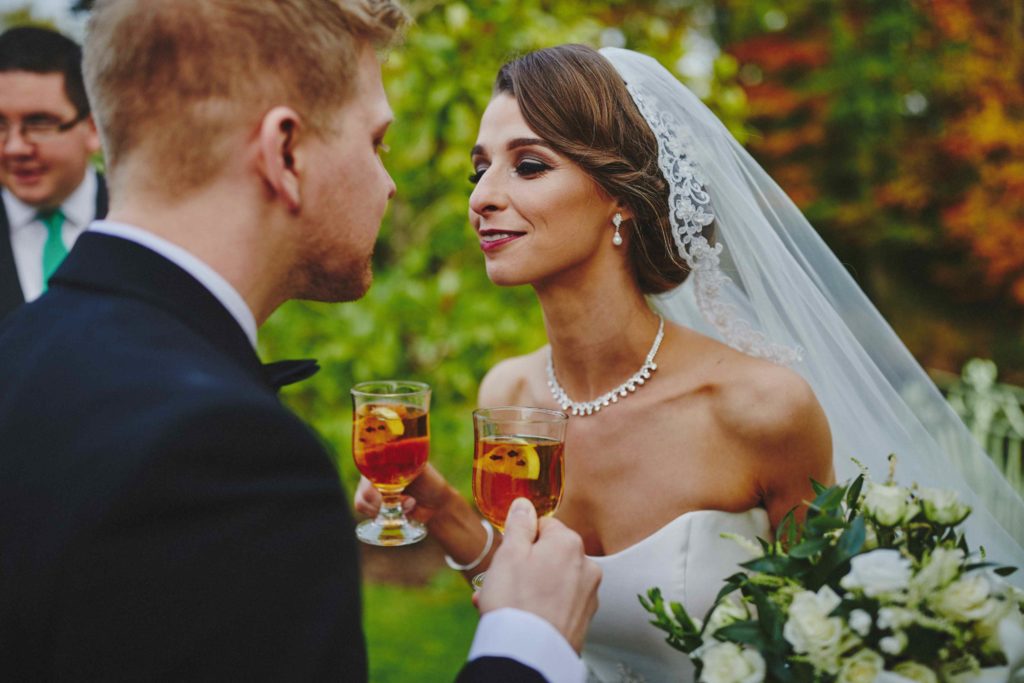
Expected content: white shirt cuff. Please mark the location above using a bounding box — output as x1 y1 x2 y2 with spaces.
468 608 586 683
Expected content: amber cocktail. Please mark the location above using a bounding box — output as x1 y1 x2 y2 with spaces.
352 380 430 546
471 406 567 585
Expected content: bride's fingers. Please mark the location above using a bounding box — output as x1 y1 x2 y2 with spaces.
353 476 383 517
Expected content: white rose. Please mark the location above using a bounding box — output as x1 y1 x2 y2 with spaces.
863 483 911 526
783 586 844 654
911 547 964 595
848 608 872 637
837 649 884 683
892 661 939 683
916 487 970 526
931 573 995 621
840 549 912 597
698 642 765 683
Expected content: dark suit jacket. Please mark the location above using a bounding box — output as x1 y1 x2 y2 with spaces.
0 233 546 682
0 174 108 321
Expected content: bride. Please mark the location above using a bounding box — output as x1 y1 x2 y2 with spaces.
357 44 1024 682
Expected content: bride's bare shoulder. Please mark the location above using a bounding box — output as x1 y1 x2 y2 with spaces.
478 347 548 407
669 332 831 465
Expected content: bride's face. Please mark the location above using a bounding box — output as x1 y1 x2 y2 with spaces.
468 94 619 288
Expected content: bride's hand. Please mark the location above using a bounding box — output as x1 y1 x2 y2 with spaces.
353 464 455 526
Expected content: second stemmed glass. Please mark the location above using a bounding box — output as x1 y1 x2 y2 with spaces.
351 380 431 546
470 406 568 586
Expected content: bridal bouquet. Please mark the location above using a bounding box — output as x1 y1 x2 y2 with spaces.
641 458 1024 683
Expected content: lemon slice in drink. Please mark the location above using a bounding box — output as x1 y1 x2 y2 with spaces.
370 406 405 436
480 438 540 480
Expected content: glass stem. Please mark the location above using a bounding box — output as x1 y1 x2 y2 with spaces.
376 493 405 528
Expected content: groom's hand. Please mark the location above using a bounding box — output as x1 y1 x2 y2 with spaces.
477 498 601 654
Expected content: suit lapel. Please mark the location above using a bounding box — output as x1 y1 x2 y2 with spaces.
50 232 265 384
0 199 27 318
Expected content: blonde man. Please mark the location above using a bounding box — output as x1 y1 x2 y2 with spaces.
0 2 599 681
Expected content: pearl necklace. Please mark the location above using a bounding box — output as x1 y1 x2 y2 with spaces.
546 316 665 417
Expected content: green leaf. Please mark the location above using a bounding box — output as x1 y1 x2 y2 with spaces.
786 536 833 558
809 484 847 513
836 515 867 560
742 554 802 575
715 620 767 649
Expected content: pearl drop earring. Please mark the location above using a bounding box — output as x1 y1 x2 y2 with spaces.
612 212 623 246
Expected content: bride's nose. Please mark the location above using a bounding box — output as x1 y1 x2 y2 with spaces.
469 169 508 217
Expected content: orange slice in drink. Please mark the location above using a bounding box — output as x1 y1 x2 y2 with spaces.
356 405 406 446
479 439 540 479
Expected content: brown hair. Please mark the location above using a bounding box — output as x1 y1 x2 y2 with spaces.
83 0 407 193
495 44 707 294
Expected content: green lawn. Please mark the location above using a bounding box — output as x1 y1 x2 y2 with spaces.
363 571 479 682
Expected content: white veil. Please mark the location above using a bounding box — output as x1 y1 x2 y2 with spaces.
600 47 1024 575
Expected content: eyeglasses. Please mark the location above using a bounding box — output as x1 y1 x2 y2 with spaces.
0 112 88 145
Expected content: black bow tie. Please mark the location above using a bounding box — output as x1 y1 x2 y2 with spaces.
262 359 320 390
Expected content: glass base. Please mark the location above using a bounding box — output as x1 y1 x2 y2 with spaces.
356 517 427 546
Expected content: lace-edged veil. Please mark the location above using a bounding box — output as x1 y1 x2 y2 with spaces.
599 47 1024 574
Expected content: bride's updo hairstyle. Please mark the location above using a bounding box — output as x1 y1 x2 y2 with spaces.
494 44 704 294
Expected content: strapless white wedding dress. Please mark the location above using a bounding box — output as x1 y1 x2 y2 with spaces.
583 508 771 683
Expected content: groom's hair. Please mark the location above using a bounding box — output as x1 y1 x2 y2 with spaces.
83 0 406 194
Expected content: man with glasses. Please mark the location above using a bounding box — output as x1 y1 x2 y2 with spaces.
0 26 106 320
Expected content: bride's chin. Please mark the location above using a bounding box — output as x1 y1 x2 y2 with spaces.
484 265 532 289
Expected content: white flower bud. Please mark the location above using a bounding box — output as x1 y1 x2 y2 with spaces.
916 487 970 526
879 632 906 655
911 546 964 595
863 483 910 526
848 609 872 637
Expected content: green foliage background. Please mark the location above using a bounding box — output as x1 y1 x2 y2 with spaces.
260 0 743 496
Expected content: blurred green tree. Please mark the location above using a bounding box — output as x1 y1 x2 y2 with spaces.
259 0 746 493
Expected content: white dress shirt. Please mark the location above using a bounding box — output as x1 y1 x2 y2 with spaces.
4 168 98 302
86 220 584 683
88 220 258 348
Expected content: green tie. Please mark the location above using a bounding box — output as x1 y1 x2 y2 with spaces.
39 209 68 291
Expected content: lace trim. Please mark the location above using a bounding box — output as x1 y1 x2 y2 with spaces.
625 83 803 366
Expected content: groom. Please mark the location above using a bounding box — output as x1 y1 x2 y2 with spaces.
0 1 599 681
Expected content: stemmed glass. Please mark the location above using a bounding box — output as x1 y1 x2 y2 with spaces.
351 380 430 546
471 406 568 586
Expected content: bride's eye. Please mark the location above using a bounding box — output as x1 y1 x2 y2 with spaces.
513 160 550 178
468 167 486 185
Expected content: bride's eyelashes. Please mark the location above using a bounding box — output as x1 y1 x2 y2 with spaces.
467 158 554 185
512 159 551 178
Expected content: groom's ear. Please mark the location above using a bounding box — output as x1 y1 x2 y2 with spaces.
257 106 303 213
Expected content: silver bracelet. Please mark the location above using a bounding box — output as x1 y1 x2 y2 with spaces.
444 519 494 572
